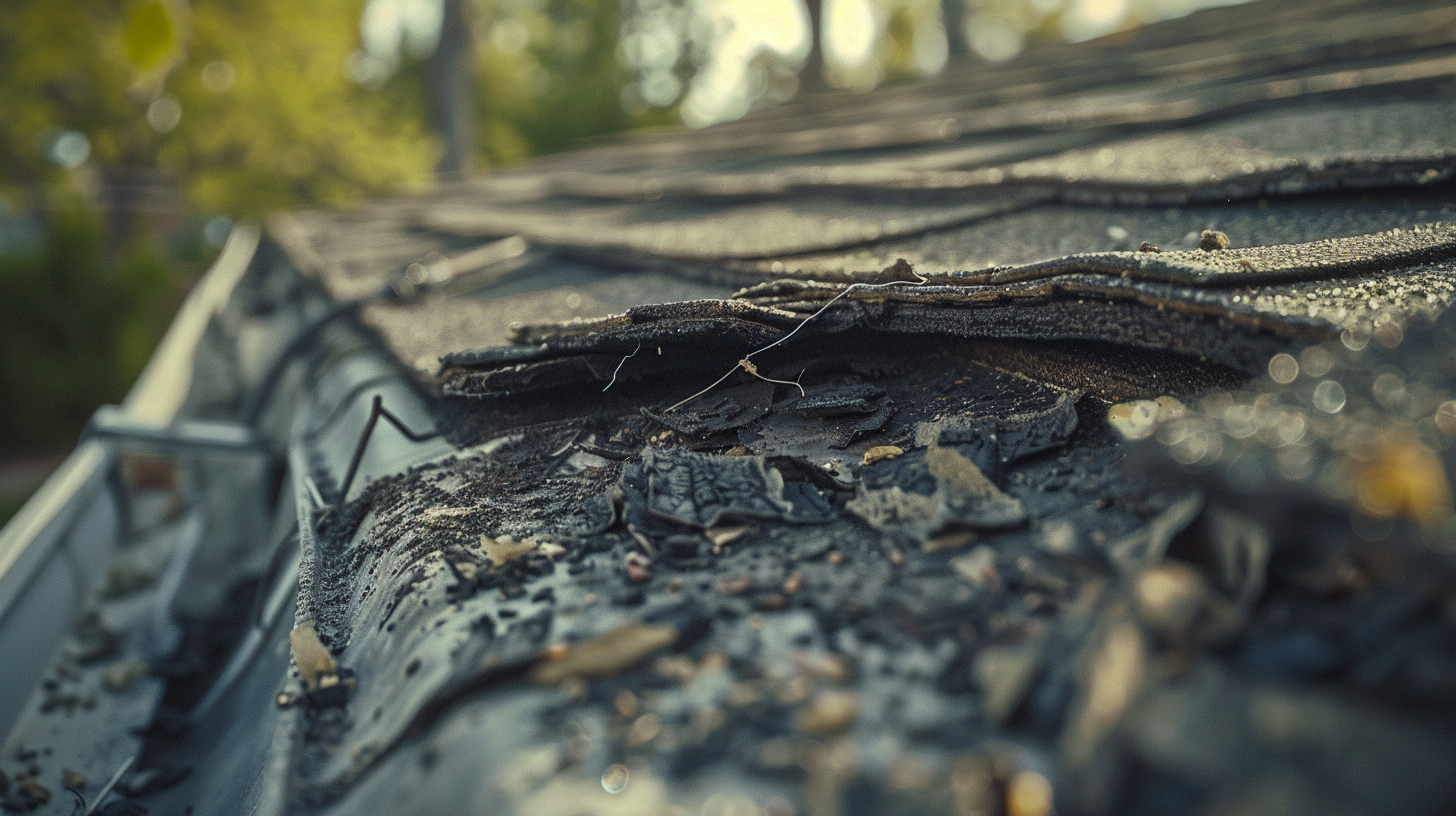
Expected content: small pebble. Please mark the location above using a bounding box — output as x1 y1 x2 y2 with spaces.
16 779 50 805
1198 229 1230 251
101 660 149 692
480 534 538 569
624 552 653 583
950 546 1001 589
1107 400 1159 440
794 690 861 736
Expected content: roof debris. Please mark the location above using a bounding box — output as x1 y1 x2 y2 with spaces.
530 623 679 685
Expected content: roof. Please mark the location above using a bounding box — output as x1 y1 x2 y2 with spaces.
4 0 1456 813
273 0 1456 379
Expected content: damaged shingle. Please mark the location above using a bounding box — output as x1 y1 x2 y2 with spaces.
635 448 796 529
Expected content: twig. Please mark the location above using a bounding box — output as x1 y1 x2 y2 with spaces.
664 360 750 413
740 360 806 396
82 755 135 816
744 269 927 361
664 268 928 412
602 344 642 392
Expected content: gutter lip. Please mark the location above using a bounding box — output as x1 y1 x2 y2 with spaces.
124 223 261 423
0 440 111 628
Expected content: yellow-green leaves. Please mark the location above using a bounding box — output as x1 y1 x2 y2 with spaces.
121 0 179 74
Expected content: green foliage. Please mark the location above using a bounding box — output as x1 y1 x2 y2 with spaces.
168 0 438 216
0 206 176 451
0 3 141 191
121 0 180 74
0 0 441 460
0 0 437 219
515 0 632 154
473 0 633 166
0 0 648 464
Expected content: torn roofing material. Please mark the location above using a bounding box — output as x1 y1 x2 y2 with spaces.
436 226 1456 401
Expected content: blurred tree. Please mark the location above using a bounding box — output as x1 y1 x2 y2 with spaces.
0 0 438 457
364 0 644 171
0 0 438 228
942 0 968 58
802 0 828 92
170 0 438 216
429 0 475 176
472 0 634 163
0 203 173 450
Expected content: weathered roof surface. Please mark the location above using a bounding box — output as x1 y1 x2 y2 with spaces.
234 3 1456 814
35 1 1451 815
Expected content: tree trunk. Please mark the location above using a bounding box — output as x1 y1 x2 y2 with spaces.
942 0 969 60
427 0 474 179
800 0 828 93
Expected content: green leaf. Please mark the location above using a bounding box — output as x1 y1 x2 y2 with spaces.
122 0 177 72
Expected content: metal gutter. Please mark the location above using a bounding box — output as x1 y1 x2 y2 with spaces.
0 225 260 604
0 225 260 739
0 441 110 627
0 218 455 808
